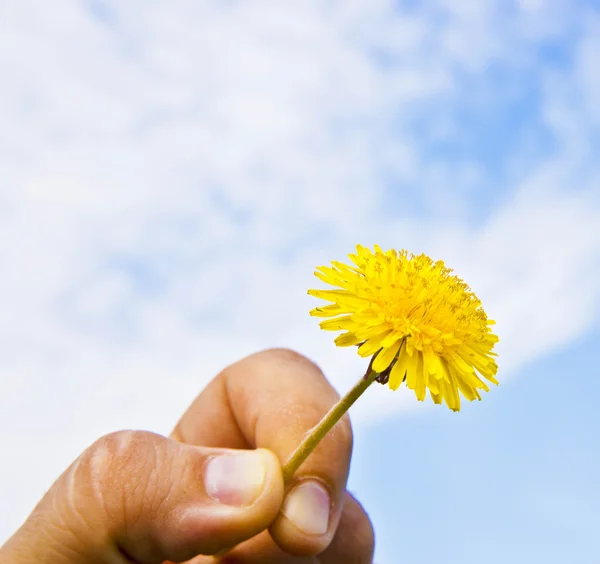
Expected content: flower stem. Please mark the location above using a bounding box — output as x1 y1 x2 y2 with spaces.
282 368 377 482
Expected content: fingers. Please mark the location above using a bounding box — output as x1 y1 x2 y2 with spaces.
176 530 319 563
174 492 374 564
1 431 283 564
171 348 354 557
318 491 375 564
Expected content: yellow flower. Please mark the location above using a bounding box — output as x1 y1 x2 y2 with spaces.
308 245 499 411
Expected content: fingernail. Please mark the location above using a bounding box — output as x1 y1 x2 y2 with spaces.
282 480 331 536
204 451 267 507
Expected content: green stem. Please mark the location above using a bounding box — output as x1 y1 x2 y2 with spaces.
282 369 377 483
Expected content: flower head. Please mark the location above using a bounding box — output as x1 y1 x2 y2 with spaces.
308 245 499 411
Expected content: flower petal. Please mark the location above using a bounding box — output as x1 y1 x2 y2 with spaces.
372 339 402 373
358 329 393 358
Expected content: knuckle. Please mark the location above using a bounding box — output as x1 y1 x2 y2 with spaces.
259 348 353 450
82 430 161 527
261 347 323 374
259 347 342 404
88 431 144 479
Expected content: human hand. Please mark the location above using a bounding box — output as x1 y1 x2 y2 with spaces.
1 349 374 563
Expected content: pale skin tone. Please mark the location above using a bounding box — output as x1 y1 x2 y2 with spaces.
0 348 375 563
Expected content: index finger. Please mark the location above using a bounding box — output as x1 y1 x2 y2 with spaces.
171 348 353 557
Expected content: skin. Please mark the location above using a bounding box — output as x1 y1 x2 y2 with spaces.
0 348 375 563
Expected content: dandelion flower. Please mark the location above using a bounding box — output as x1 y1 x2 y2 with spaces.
308 245 499 411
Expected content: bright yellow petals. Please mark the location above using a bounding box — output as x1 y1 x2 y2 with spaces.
308 245 499 411
372 338 402 373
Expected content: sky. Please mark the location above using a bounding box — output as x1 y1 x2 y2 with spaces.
1 0 599 562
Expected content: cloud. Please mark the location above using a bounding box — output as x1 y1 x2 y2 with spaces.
0 0 599 541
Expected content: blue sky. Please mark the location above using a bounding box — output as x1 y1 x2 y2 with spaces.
1 1 600 562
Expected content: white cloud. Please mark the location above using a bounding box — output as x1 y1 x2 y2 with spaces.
0 0 599 542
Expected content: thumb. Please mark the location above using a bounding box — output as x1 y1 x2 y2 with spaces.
1 430 284 563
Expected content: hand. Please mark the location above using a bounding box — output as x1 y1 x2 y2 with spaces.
1 348 375 563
